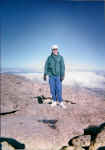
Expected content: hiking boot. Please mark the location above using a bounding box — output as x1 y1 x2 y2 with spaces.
51 101 57 107
59 102 66 109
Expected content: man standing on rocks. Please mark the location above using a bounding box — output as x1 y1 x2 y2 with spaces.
43 45 66 108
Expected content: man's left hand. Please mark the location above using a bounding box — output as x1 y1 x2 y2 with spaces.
60 76 64 82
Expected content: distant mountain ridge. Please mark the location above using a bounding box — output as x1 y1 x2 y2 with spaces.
0 68 42 74
1 67 105 74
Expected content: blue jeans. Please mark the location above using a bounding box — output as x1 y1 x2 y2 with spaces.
49 76 62 102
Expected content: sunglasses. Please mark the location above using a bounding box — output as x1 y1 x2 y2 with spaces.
53 49 58 51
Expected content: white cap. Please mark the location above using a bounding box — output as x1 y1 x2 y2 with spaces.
51 44 58 50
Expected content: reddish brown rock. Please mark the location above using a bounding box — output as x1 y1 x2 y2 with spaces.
0 74 105 150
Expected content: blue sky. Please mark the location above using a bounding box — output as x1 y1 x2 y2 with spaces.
1 0 105 71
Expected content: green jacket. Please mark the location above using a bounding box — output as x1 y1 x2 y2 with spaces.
44 53 65 78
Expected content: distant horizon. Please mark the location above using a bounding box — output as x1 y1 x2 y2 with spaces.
1 66 105 73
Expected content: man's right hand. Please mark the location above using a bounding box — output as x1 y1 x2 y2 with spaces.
43 74 47 81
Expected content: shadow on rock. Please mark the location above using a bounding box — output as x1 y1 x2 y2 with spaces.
64 100 76 104
59 146 68 150
33 95 52 104
36 96 44 104
34 95 76 105
38 119 58 129
68 135 80 146
0 110 19 116
84 122 105 141
66 122 105 150
0 137 25 150
97 146 105 150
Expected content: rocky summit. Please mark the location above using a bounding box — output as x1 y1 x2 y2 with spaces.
0 74 105 150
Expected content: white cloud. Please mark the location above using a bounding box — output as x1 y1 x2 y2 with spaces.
65 63 101 72
18 73 44 82
64 71 105 89
19 71 105 90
